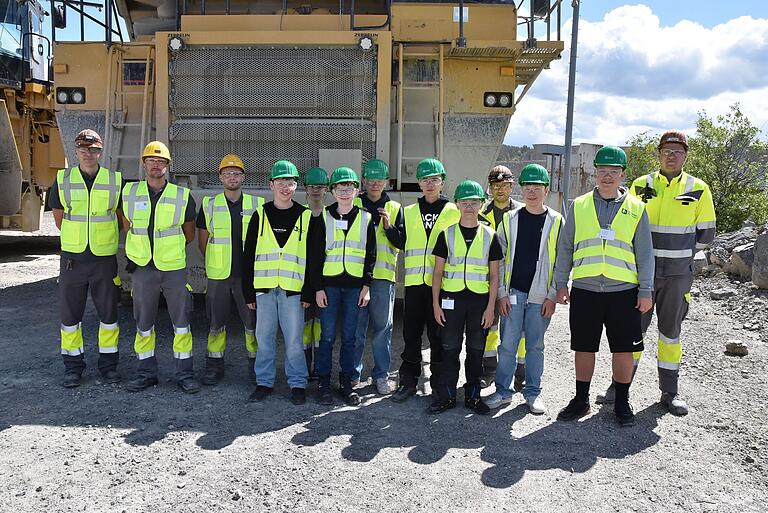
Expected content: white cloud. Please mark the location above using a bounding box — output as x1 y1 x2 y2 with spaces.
505 4 768 146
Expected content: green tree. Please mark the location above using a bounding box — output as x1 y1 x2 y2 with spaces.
625 104 768 233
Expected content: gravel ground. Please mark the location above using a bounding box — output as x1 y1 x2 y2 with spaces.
0 213 766 512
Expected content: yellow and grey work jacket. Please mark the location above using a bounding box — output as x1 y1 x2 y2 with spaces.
572 191 645 284
56 167 121 256
631 171 716 276
202 193 264 279
123 181 190 271
441 223 494 294
323 208 372 278
403 202 460 287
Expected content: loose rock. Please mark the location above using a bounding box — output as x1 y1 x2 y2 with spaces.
725 340 749 356
710 288 737 300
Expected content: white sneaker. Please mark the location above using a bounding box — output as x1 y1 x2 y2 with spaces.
375 377 392 395
527 396 546 415
484 391 514 409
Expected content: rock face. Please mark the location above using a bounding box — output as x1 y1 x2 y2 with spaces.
753 233 768 289
730 243 755 279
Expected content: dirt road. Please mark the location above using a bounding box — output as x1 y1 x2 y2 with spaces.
0 213 765 512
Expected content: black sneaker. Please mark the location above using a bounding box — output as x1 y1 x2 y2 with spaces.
102 370 121 384
464 396 491 415
248 385 273 402
62 371 82 388
557 397 590 421
391 384 417 403
338 386 361 406
427 396 457 414
201 366 224 386
291 387 306 405
615 402 636 427
317 385 333 405
513 364 526 393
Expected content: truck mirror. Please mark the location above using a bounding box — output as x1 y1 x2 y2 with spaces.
53 6 66 29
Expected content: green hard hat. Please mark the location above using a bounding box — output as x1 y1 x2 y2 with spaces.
416 158 446 180
329 167 360 188
519 164 550 186
362 159 389 180
271 160 300 180
593 146 627 170
304 167 329 186
454 179 485 202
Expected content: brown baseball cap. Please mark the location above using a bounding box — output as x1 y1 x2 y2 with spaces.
75 129 103 149
658 130 688 151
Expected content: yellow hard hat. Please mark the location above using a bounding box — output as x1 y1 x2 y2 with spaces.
219 154 245 172
142 141 171 163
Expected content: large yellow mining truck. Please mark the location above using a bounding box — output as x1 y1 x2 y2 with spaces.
52 0 564 289
0 0 66 231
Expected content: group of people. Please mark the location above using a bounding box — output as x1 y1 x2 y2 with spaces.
51 128 715 426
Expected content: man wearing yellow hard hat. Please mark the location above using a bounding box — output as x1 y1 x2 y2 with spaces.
197 154 265 385
121 141 200 393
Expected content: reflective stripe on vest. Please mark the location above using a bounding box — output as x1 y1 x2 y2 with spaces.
501 207 562 291
203 193 264 279
253 206 311 292
323 208 371 278
403 202 460 287
57 167 121 256
441 223 493 294
123 181 190 271
572 192 645 284
352 198 401 282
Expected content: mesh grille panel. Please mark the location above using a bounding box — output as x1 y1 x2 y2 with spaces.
169 46 377 118
169 119 375 188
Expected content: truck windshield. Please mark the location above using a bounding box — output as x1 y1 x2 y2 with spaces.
0 0 22 59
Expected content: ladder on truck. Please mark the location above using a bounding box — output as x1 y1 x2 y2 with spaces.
395 43 445 190
103 44 155 178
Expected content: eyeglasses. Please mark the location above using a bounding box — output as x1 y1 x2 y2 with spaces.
221 171 244 177
490 182 512 189
333 185 358 193
76 147 102 154
272 179 297 189
457 200 483 209
596 169 623 177
521 184 545 192
419 177 442 185
144 157 168 165
659 149 687 157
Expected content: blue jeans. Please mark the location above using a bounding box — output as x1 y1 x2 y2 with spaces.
317 286 361 381
495 289 550 401
353 279 394 381
254 288 307 389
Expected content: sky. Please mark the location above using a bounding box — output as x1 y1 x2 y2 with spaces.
505 1 768 146
46 1 768 148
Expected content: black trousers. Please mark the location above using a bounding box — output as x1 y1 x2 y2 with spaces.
399 284 442 388
438 293 487 394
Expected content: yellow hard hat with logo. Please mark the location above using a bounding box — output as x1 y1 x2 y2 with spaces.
142 141 171 163
219 154 245 172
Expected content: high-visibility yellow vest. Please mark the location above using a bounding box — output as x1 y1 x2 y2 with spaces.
202 193 264 279
353 197 401 282
481 200 518 230
403 201 460 287
572 191 645 284
123 181 190 271
253 206 311 292
500 207 562 291
57 167 121 256
323 208 371 278
631 171 716 263
441 223 494 294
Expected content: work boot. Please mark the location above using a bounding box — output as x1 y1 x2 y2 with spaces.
427 387 457 414
248 385 273 402
125 375 158 392
391 383 417 403
557 396 590 421
480 356 497 389
614 402 636 427
338 374 361 406
464 385 491 415
595 382 616 404
247 358 257 383
178 377 201 394
513 363 526 393
102 370 121 384
201 365 224 386
291 387 306 405
317 376 334 405
62 371 82 388
660 392 689 416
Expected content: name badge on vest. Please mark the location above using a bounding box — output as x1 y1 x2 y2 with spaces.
441 298 455 310
135 201 149 211
335 219 348 230
599 228 615 241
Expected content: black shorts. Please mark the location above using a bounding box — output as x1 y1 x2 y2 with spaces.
569 287 644 353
